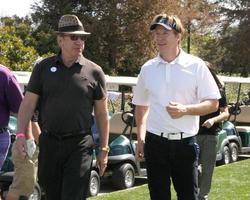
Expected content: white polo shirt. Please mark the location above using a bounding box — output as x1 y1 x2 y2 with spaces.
132 49 221 137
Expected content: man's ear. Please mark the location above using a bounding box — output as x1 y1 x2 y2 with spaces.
176 33 182 44
57 35 63 47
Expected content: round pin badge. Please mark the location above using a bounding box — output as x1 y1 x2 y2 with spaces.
50 66 57 72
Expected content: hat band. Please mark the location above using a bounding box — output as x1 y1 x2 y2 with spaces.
58 25 84 32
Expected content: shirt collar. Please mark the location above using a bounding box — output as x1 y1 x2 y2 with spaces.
174 49 190 67
156 49 189 67
55 51 86 67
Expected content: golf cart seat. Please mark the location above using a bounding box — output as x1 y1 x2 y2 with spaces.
109 112 125 134
236 106 250 123
229 105 250 123
109 112 137 135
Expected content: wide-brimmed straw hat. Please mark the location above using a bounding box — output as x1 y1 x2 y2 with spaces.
55 14 90 35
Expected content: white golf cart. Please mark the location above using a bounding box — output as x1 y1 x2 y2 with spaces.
216 75 250 164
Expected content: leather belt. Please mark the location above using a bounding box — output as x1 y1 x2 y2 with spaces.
148 131 191 140
43 129 90 140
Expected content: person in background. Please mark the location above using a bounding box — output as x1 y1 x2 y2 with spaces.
0 64 23 200
7 58 43 200
14 14 109 200
6 121 40 200
197 62 229 200
132 14 220 200
0 64 23 171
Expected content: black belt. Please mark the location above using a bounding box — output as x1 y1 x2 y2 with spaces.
0 127 8 134
43 129 91 140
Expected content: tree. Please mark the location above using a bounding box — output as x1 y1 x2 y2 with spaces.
0 17 39 71
215 0 250 76
188 33 224 69
30 0 219 75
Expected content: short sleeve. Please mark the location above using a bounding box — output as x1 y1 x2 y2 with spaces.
27 63 42 95
5 74 23 113
196 63 221 102
132 67 150 106
93 68 107 100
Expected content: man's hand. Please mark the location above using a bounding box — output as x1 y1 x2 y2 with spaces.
202 118 215 128
97 151 108 176
166 102 187 119
14 138 27 159
26 138 36 158
136 140 145 161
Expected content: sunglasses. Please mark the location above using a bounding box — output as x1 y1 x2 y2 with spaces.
62 34 86 41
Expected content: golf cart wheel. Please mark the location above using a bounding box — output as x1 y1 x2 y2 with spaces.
229 142 239 162
112 163 135 189
222 145 230 165
88 170 100 197
28 182 42 200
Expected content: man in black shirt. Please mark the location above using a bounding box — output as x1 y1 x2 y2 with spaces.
197 62 229 200
14 14 109 200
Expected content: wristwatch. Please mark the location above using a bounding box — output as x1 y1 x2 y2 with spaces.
99 146 110 152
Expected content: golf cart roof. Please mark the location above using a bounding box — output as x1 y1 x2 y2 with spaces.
13 71 31 91
13 71 250 87
13 71 138 92
218 75 250 84
105 75 137 91
105 75 137 86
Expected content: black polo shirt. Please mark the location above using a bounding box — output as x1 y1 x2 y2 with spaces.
198 87 227 135
27 53 107 135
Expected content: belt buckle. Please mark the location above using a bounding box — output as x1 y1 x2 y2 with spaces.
168 133 182 140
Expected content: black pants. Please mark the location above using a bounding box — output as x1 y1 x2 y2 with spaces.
38 132 94 200
144 132 199 200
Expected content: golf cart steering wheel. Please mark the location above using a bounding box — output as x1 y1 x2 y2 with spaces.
121 111 135 126
229 104 241 115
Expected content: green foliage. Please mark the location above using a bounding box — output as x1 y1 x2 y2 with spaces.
215 0 250 76
0 0 249 75
0 19 39 71
32 28 58 55
30 0 219 75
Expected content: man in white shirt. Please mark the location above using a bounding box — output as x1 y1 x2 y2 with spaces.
132 14 220 200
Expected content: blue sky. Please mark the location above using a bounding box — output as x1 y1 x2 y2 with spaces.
0 0 33 17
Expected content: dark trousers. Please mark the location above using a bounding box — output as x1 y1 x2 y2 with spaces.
38 132 94 200
144 132 199 200
0 129 10 170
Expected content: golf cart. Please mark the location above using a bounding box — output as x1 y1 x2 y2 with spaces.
215 75 250 165
95 76 147 190
215 121 242 165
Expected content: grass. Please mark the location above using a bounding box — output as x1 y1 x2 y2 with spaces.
88 158 250 200
210 158 250 200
